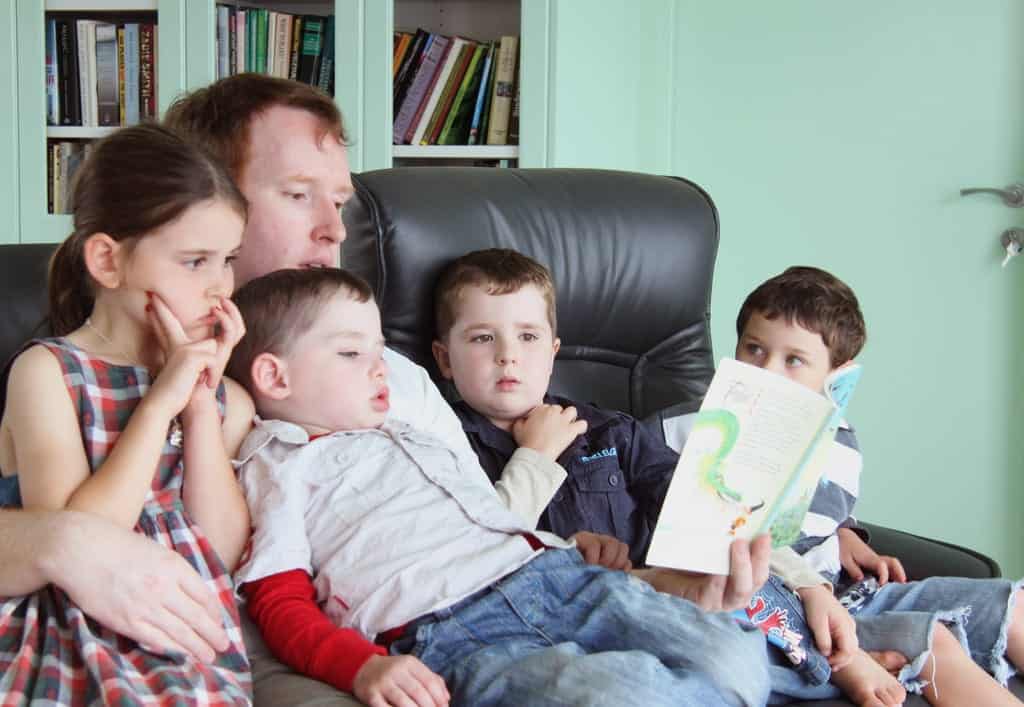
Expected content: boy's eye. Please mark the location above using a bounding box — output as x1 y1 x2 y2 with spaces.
288 191 309 201
744 343 764 357
470 334 493 344
185 257 207 269
786 355 805 367
338 351 360 358
225 255 238 268
520 332 539 342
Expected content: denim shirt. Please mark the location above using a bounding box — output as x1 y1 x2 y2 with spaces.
454 395 679 566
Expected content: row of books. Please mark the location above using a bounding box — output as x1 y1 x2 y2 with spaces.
215 5 334 95
45 16 158 127
47 141 92 214
392 30 519 147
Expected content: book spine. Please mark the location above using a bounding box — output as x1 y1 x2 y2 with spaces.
76 21 93 127
485 36 518 145
317 15 335 92
425 42 475 145
393 29 427 108
227 7 236 77
57 21 78 126
508 66 520 145
58 142 72 213
117 27 125 125
216 4 230 79
393 32 412 79
288 16 302 80
95 24 119 127
393 35 448 144
467 42 495 146
410 37 462 146
51 143 61 214
46 19 60 126
266 11 277 76
438 43 485 145
296 17 324 85
236 9 246 74
47 142 55 214
256 10 268 75
139 24 155 119
123 24 140 125
275 13 293 78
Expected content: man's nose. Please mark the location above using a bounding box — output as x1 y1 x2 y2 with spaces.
313 196 345 247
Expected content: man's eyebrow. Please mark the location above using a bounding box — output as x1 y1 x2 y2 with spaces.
283 174 355 196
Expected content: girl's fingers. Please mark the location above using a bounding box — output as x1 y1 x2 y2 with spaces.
150 292 189 348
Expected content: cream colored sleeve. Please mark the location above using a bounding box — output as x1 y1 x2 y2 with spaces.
770 546 832 592
492 447 567 528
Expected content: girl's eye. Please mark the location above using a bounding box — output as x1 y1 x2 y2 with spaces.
185 257 207 269
470 334 493 344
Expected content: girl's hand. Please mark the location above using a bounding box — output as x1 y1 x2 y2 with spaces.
144 335 218 420
148 294 245 412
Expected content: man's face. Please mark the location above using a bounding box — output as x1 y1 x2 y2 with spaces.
434 284 559 431
234 105 354 287
735 311 836 393
277 291 390 435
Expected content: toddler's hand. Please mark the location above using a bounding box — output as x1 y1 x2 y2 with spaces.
838 528 907 585
512 404 587 461
353 654 450 707
572 531 632 570
796 584 858 670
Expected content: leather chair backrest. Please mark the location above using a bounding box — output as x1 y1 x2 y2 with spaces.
342 167 720 420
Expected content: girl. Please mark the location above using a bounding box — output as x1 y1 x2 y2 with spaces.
0 124 253 705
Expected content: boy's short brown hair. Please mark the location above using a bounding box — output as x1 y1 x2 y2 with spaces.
736 266 866 367
163 74 347 185
228 268 373 392
434 249 557 339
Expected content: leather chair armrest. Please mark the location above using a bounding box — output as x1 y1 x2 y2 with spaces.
860 522 1001 580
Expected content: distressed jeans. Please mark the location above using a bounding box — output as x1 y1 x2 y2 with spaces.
391 548 770 707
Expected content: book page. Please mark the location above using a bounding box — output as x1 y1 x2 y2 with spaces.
645 358 834 575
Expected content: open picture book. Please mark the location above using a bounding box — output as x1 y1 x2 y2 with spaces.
645 358 862 575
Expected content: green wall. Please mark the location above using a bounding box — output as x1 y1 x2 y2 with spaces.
668 2 1024 576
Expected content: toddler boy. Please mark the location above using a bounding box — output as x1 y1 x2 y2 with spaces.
225 267 770 707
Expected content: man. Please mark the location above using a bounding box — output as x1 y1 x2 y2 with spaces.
0 74 771 707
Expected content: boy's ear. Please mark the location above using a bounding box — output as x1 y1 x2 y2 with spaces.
82 233 124 290
250 353 291 400
552 337 561 357
431 339 453 380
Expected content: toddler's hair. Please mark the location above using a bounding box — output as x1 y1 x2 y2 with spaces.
736 266 866 366
227 267 374 392
434 248 557 339
164 74 347 185
48 123 247 335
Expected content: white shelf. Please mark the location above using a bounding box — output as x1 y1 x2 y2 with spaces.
392 145 519 159
47 0 158 10
47 126 119 139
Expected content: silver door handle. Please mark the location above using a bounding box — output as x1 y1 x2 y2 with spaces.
960 184 1024 207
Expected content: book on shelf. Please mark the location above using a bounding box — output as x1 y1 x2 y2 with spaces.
408 36 467 146
216 4 230 80
508 65 520 145
46 20 60 126
486 35 519 145
76 20 97 127
123 24 140 126
317 15 335 93
56 19 80 126
139 23 156 119
438 43 487 145
424 40 477 145
296 16 325 86
393 34 450 144
645 358 863 575
48 141 87 214
393 32 413 79
466 41 496 146
95 23 119 127
288 15 302 80
236 9 247 75
393 29 429 113
266 11 277 78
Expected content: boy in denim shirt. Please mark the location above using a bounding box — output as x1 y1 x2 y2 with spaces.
431 248 878 703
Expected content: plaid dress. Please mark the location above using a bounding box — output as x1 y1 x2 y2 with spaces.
0 339 252 705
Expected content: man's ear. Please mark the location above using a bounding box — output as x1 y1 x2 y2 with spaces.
431 339 453 380
251 353 291 400
82 233 124 290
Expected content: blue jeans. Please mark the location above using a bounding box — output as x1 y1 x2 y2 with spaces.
391 548 770 707
0 475 20 508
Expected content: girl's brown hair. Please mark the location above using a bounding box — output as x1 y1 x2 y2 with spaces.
48 123 248 335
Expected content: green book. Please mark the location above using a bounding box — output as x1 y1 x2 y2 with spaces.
421 42 473 144
439 43 486 145
256 9 268 74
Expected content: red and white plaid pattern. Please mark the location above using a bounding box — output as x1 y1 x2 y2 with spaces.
0 340 251 705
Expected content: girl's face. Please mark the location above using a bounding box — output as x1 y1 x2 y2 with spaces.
121 199 245 340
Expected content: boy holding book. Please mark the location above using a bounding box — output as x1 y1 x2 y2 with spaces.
225 266 771 707
726 266 1024 706
430 248 905 703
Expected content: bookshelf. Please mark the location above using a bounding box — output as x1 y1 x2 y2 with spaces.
15 0 186 244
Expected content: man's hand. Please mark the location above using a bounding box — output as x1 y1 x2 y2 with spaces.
511 404 587 461
44 510 229 662
353 654 450 707
632 535 771 611
572 531 632 571
837 528 907 585
796 584 857 670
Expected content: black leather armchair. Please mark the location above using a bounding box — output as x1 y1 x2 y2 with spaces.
0 167 1018 705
